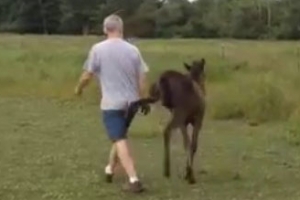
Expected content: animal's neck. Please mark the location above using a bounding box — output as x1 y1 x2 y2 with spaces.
185 73 206 95
192 79 206 96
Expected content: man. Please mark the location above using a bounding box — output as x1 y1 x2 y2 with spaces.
74 14 148 193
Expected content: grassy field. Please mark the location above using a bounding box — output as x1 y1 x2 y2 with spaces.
1 35 300 200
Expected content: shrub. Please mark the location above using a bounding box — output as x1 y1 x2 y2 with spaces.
206 61 233 83
242 75 293 123
210 74 294 123
209 83 245 120
285 108 300 146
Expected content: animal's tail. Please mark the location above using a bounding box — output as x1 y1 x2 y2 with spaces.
158 76 172 108
135 83 160 106
136 77 172 107
129 77 172 117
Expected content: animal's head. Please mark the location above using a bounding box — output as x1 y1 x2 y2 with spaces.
184 59 206 94
184 59 206 82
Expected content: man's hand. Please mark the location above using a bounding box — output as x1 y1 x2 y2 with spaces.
127 100 151 116
140 102 151 115
74 71 93 97
74 86 83 96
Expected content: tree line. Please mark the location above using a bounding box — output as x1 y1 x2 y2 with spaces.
0 0 299 39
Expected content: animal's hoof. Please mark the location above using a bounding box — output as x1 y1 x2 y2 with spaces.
248 121 259 127
188 178 196 184
233 172 242 180
184 174 189 180
185 171 196 184
164 172 171 178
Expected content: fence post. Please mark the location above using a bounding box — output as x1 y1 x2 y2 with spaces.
297 46 300 71
221 44 225 60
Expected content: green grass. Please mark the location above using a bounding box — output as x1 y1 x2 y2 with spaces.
1 35 300 200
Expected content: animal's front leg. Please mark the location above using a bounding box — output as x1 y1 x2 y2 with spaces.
163 123 172 178
185 142 196 184
180 125 189 151
185 119 203 184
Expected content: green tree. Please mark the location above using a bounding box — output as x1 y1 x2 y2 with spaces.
0 0 299 39
60 0 105 34
279 0 300 39
125 0 161 37
155 0 192 37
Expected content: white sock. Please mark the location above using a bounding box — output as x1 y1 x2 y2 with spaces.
129 176 139 183
105 165 113 175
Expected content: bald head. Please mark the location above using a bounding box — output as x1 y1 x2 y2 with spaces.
103 14 124 35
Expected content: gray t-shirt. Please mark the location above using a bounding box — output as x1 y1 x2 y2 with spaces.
83 38 149 110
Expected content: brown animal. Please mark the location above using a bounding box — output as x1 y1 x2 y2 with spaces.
131 59 206 184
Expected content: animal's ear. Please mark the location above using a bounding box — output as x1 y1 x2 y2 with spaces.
201 58 206 66
184 63 191 71
199 59 206 72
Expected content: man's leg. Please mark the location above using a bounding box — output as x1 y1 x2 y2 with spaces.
102 110 143 192
115 139 144 193
105 144 118 183
114 139 138 183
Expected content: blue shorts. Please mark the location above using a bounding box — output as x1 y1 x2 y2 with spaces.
102 110 135 142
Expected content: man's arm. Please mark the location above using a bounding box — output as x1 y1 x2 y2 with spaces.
75 71 93 96
74 45 99 96
138 72 148 99
137 50 149 99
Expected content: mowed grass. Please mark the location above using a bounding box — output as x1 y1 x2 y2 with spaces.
1 35 300 200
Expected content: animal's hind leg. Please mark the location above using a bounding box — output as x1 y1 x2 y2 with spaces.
185 118 203 184
163 111 185 178
180 125 189 151
163 122 172 178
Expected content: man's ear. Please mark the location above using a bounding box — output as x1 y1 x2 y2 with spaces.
184 63 191 71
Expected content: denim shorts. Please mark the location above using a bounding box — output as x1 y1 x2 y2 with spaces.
102 110 135 142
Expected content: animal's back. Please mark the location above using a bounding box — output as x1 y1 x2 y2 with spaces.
158 70 203 110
